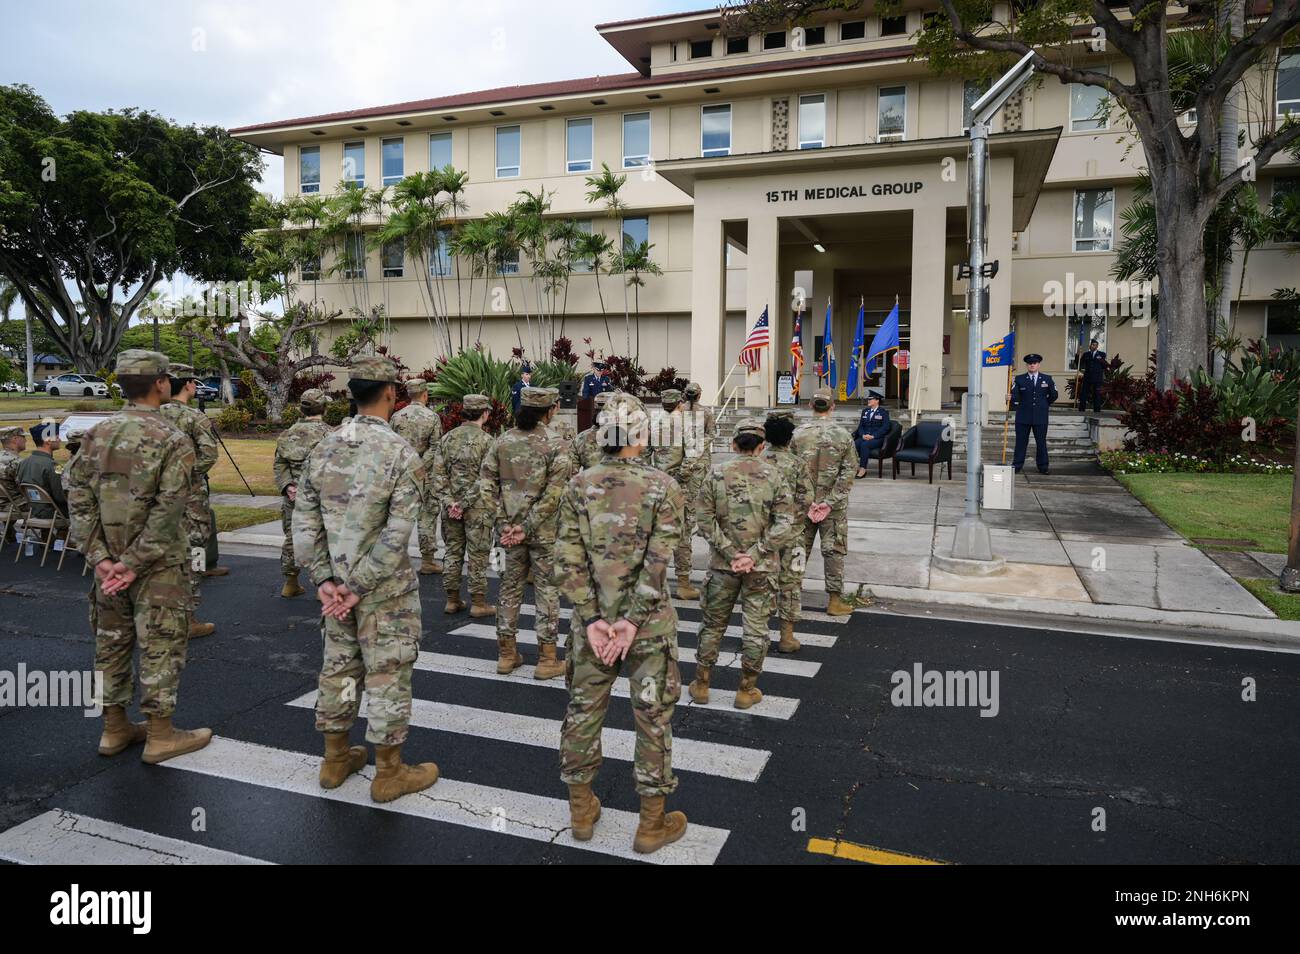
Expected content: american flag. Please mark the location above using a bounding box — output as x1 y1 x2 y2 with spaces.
790 310 804 397
739 306 770 372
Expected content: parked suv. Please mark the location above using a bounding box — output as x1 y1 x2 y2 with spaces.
46 373 111 397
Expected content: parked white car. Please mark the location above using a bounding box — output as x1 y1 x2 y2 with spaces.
45 373 111 397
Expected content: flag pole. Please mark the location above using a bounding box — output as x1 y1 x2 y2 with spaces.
1001 363 1012 465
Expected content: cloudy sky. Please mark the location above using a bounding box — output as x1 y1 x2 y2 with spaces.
2 0 693 196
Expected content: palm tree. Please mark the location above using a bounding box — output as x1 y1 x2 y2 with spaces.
615 240 662 364
436 167 472 348
451 219 494 346
483 211 525 352
573 231 616 352
382 171 452 356
585 164 628 354
0 277 18 323
546 218 583 335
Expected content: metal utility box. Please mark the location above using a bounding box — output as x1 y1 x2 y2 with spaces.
982 464 1015 510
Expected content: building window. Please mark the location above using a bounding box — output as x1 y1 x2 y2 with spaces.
963 79 990 131
880 15 908 37
764 31 786 50
798 93 826 149
701 103 732 157
690 39 713 59
382 239 404 278
1073 188 1114 252
1266 301 1300 350
1070 68 1110 132
571 219 593 272
381 138 404 187
726 35 749 55
1279 48 1300 118
496 125 520 178
500 247 520 275
431 229 451 277
566 118 593 173
1273 175 1300 205
840 20 866 41
622 215 649 252
342 141 365 188
623 112 651 168
301 253 321 281
798 25 825 47
429 132 453 170
1066 312 1107 370
299 145 320 194
877 86 906 141
343 233 366 279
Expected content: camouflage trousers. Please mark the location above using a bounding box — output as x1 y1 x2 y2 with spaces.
697 568 772 677
560 616 681 797
184 478 209 610
442 508 491 597
674 461 706 576
91 563 191 717
775 543 806 623
802 508 847 596
417 482 440 563
280 498 297 577
496 540 559 646
315 589 421 746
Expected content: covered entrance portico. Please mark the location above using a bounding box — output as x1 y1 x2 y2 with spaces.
657 130 1058 412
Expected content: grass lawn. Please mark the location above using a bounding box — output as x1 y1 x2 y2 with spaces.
1238 578 1300 621
209 437 278 496
0 395 95 415
1114 473 1291 553
213 504 279 533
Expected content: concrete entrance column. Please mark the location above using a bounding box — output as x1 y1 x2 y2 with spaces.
910 203 948 414
744 214 780 408
689 214 727 402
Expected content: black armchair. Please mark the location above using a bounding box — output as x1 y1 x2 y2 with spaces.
892 421 954 483
865 421 903 478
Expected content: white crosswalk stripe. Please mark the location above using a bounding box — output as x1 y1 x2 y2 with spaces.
286 692 771 781
411 650 801 720
451 623 822 678
518 604 839 648
161 736 730 865
0 809 272 865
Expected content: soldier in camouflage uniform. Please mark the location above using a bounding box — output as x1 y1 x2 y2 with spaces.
571 390 612 471
691 418 796 709
67 350 212 764
648 389 696 601
293 355 439 803
389 381 444 575
791 387 857 616
764 410 814 652
0 425 26 519
160 363 220 638
678 383 714 599
274 388 332 598
555 392 689 854
480 386 573 680
430 393 496 617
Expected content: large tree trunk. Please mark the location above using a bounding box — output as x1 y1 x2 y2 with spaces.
1150 157 1212 389
262 375 290 425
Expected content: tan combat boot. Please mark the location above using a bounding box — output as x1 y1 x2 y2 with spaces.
826 593 855 617
188 621 216 639
141 715 213 764
202 566 230 578
777 620 801 654
567 782 602 841
734 672 763 710
419 558 444 575
676 573 700 601
632 795 688 854
444 591 465 614
370 744 439 803
469 593 495 618
98 705 147 756
281 574 304 598
688 666 710 704
319 732 367 789
535 643 565 681
497 636 524 675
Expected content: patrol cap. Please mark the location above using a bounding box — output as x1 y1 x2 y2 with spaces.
593 391 612 409
543 386 560 400
349 355 399 382
684 381 702 399
734 417 768 439
767 408 796 421
606 392 650 435
520 386 555 409
116 349 170 376
1024 353 1043 364
0 425 24 441
169 362 196 380
462 393 491 413
811 386 835 410
660 388 682 406
299 388 327 412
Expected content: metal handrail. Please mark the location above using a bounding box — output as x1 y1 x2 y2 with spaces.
710 362 746 407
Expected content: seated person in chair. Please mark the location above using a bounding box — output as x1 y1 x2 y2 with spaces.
852 390 890 478
16 423 67 519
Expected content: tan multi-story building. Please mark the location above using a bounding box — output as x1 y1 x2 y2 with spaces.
232 4 1300 410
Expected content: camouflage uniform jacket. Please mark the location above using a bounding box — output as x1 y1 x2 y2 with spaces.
293 414 424 604
650 407 687 482
763 445 814 523
0 448 21 508
555 457 684 632
791 417 856 509
430 423 494 514
67 405 195 573
274 419 333 494
697 454 797 572
571 426 604 471
390 402 443 457
680 403 714 478
479 426 574 543
160 401 218 483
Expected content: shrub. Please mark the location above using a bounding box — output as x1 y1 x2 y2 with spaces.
642 367 689 396
289 371 334 403
1101 450 1291 475
214 406 252 433
531 359 582 389
323 400 350 426
438 398 509 436
428 349 515 409
550 337 579 367
279 405 302 427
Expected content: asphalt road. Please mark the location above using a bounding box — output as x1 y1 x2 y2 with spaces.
2 549 1298 865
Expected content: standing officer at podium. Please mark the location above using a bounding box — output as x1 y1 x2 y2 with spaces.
1010 354 1058 475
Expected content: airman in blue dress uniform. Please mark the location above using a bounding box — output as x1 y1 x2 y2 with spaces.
851 390 891 478
1010 354 1057 474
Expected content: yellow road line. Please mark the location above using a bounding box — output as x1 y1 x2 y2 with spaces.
806 837 948 865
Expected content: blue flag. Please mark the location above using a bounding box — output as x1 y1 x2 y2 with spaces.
846 303 866 398
982 331 1015 367
866 302 900 374
821 300 836 391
